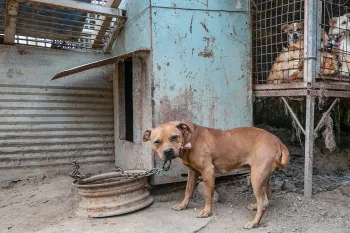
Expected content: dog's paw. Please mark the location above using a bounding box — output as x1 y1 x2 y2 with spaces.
246 203 257 211
243 221 258 229
196 209 212 218
172 203 187 211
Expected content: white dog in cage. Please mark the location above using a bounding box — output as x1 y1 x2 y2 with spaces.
329 14 350 76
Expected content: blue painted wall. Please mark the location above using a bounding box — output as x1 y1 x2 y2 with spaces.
112 0 151 54
151 1 251 128
113 0 252 184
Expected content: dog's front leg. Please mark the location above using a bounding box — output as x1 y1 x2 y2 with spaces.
172 168 199 211
197 167 215 218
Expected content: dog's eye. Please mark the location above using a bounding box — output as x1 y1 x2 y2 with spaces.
342 21 346 25
171 135 179 141
154 140 161 146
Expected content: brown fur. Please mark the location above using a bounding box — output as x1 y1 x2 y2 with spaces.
267 22 338 84
143 121 290 229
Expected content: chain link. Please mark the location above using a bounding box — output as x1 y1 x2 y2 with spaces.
70 161 165 181
113 166 164 179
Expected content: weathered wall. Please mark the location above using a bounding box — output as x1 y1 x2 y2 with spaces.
151 0 252 184
113 57 154 171
0 45 114 181
112 1 154 171
112 0 252 184
112 0 151 55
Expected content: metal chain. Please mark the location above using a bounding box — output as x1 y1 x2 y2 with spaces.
70 161 166 181
113 166 164 179
69 160 85 180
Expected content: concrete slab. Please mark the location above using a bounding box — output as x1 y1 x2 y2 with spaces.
36 202 212 233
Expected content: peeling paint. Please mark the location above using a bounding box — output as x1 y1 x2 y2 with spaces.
158 87 200 124
236 0 242 9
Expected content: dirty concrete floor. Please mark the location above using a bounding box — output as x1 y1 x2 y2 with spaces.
1 171 350 233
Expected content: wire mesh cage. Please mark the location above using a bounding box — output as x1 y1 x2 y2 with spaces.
0 0 122 53
251 0 350 85
321 0 350 81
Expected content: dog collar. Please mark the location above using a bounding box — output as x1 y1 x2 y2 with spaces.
183 142 192 149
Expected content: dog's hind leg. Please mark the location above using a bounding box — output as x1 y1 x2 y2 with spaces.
172 168 199 211
244 166 271 229
247 180 272 211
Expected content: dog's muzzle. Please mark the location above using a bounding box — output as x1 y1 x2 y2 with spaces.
293 33 299 40
163 148 176 161
323 36 340 52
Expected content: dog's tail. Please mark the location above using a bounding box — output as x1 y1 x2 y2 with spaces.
276 142 290 169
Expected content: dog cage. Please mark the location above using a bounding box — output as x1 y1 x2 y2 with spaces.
251 0 350 85
251 0 350 198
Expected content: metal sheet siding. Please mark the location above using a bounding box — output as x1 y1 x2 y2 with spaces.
0 84 114 169
151 0 252 184
112 0 151 55
0 45 114 175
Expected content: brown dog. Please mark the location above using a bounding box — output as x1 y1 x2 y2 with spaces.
267 22 338 84
143 121 289 229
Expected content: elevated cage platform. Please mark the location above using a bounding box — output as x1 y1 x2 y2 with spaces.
250 0 350 197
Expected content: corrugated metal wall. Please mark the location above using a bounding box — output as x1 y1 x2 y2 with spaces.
0 45 114 179
0 84 114 169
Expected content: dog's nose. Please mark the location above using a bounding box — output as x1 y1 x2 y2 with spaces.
293 33 299 39
163 148 174 155
163 148 175 160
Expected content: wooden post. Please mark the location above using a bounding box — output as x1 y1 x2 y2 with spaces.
20 0 125 18
4 0 19 45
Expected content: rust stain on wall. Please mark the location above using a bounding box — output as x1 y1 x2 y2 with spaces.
158 87 200 124
198 36 216 58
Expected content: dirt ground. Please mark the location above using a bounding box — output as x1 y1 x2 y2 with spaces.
1 126 350 233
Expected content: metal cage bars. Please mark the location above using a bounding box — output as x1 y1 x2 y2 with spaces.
251 0 350 84
0 0 126 53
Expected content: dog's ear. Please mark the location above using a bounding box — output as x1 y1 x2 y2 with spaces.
281 24 288 32
175 122 193 143
345 13 350 19
176 123 192 134
142 129 152 142
298 22 304 29
329 17 337 27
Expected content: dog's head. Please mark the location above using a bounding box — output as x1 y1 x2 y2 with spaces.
329 14 350 36
282 22 304 44
142 121 193 161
